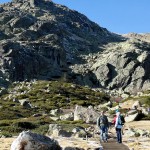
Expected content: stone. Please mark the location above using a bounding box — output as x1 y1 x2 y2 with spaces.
60 112 74 121
125 112 139 122
50 108 63 116
74 105 99 123
19 99 32 108
10 131 61 150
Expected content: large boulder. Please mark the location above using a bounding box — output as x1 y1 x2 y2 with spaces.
72 126 87 138
11 131 61 150
125 112 139 122
47 124 72 137
74 105 100 123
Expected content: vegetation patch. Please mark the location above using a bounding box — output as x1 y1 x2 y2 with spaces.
0 80 109 135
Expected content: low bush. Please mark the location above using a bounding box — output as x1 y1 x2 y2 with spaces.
32 124 49 135
13 121 37 129
0 131 12 137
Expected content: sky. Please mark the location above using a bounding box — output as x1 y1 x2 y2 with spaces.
1 0 150 34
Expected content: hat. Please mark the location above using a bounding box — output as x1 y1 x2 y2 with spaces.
115 109 119 113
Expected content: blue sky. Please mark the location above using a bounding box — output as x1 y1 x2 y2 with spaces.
1 0 150 34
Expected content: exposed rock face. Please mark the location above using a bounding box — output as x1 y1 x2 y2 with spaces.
71 37 150 93
0 0 115 88
91 40 150 93
0 0 150 93
11 131 61 150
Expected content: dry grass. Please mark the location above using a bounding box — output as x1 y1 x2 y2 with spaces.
123 121 150 150
0 138 14 150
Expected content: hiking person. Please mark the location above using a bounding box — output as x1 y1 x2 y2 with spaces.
115 111 124 143
97 111 109 142
113 110 125 135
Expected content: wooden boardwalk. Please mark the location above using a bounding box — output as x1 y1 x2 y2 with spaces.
101 138 130 150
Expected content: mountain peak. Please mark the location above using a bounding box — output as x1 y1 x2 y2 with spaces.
1 0 53 10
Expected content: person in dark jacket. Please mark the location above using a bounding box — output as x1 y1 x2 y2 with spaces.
97 111 109 142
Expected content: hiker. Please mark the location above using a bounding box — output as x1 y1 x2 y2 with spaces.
113 110 125 134
97 111 109 142
115 111 123 143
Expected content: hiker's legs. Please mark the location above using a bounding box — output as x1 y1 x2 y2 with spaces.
105 127 109 140
116 128 122 143
121 125 124 135
103 126 108 141
100 126 107 142
100 128 104 141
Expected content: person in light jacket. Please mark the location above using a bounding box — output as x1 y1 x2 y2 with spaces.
115 111 123 143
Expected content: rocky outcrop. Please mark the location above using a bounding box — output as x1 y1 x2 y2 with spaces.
74 105 100 123
11 131 61 150
91 40 150 93
0 0 122 88
72 38 150 93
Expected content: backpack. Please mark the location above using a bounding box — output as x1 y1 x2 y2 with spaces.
97 115 108 127
120 115 125 125
118 115 125 125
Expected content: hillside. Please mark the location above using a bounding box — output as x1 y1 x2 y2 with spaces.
0 80 109 136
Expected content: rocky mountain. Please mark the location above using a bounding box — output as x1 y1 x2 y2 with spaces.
0 0 150 94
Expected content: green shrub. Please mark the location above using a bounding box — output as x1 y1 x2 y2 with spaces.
13 122 36 129
70 120 85 124
143 97 150 107
0 120 12 126
16 94 29 99
32 124 49 135
135 132 140 137
58 120 85 125
101 107 108 112
0 131 12 137
0 80 111 135
0 126 23 134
